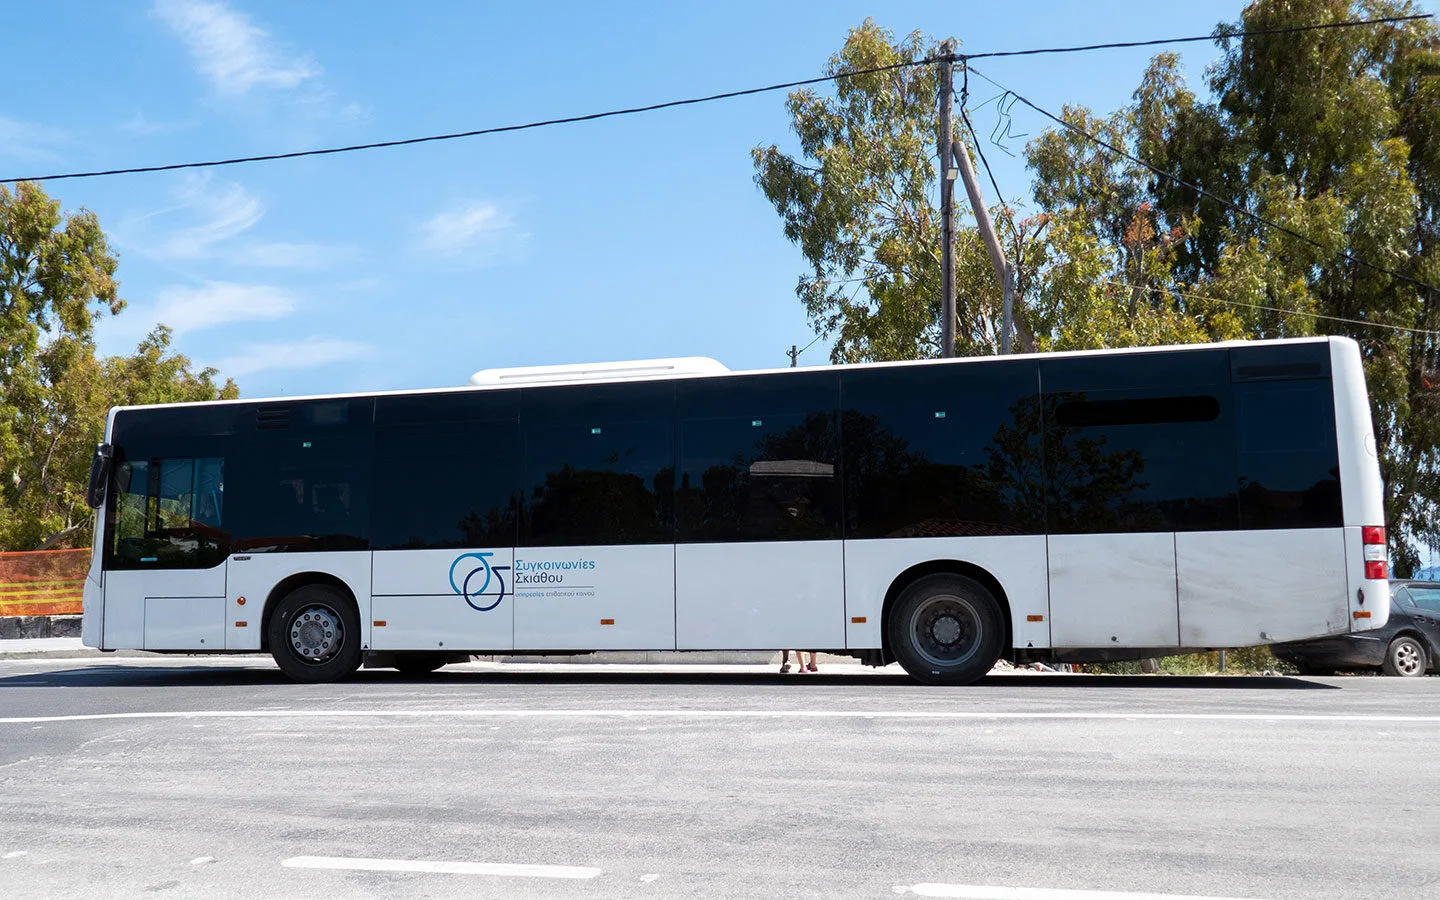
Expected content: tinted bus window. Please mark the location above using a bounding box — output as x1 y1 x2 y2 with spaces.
1041 350 1238 533
110 456 228 569
520 382 674 546
677 371 841 542
227 399 374 552
1235 379 1342 529
841 360 1043 538
373 391 520 550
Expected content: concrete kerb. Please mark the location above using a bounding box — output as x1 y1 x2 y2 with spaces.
0 615 81 640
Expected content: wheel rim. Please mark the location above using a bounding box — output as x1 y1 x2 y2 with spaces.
1394 640 1423 676
289 604 343 665
908 594 983 668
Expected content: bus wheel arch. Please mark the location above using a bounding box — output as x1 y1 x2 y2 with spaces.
261 573 362 683
880 560 1013 679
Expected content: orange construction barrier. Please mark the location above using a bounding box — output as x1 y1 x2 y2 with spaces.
0 549 89 616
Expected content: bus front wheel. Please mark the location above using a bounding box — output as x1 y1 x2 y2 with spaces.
267 584 362 683
888 573 1003 686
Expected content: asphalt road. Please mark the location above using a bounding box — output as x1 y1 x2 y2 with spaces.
0 658 1436 900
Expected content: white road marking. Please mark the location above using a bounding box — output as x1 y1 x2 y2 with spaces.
904 884 1266 900
0 709 1435 726
191 856 216 865
281 856 601 879
2 851 28 859
641 873 660 882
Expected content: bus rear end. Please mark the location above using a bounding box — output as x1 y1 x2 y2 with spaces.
1330 337 1390 632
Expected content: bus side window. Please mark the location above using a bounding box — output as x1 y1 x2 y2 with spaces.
519 382 675 548
112 459 152 560
111 456 228 568
1235 380 1342 529
677 372 841 543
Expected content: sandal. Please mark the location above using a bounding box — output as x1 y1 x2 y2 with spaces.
807 664 818 673
780 663 791 673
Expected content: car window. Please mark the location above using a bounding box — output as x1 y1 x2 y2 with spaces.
1407 585 1440 614
1391 587 1415 609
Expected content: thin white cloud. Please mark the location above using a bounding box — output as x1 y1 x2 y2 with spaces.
415 201 519 259
150 281 296 332
211 336 372 377
0 116 68 164
118 113 189 136
154 0 319 96
234 241 356 269
96 281 298 349
155 175 264 259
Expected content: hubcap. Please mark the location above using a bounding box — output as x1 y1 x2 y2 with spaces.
1396 641 1422 676
290 605 342 665
910 595 983 668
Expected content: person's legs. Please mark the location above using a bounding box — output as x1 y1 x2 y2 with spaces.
780 650 792 673
805 651 818 672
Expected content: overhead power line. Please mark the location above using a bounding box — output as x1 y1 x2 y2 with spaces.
2 13 1428 185
957 13 1431 61
0 60 928 184
964 64 1440 298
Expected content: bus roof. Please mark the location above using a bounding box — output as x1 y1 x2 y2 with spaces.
106 335 1346 416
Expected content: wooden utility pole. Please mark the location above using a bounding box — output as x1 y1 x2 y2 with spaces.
953 130 1015 354
937 40 957 359
787 344 799 367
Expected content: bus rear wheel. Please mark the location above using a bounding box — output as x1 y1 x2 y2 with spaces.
888 573 1002 686
267 584 362 683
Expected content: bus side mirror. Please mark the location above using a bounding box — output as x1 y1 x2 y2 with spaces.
86 442 113 510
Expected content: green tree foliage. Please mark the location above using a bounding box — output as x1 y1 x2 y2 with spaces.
751 22 998 361
0 182 238 552
755 4 1440 569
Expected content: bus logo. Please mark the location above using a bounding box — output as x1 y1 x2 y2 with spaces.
449 552 511 612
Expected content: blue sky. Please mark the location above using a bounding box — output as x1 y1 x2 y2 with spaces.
5 0 1383 397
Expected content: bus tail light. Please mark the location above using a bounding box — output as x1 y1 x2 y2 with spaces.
1362 526 1387 579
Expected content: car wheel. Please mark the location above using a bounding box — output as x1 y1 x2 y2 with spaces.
394 652 448 676
887 573 1003 686
267 584 362 683
1381 636 1427 678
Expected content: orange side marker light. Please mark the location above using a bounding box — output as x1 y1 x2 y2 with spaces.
600 618 615 626
236 596 246 606
234 621 247 627
1027 615 1045 622
851 616 866 624
373 620 387 627
1354 611 1372 619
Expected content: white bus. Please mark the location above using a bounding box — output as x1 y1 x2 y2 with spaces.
81 336 1389 684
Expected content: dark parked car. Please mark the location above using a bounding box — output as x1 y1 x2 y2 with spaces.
1272 580 1440 677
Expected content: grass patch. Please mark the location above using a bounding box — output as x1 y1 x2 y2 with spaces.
1077 646 1298 675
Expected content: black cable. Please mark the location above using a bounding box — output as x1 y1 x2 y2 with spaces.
965 65 1440 298
795 332 825 358
958 13 1430 61
6 13 1426 185
958 69 1016 243
1 59 929 184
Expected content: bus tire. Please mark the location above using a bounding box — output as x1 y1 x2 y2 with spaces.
888 573 1003 686
393 652 447 676
267 584 362 683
